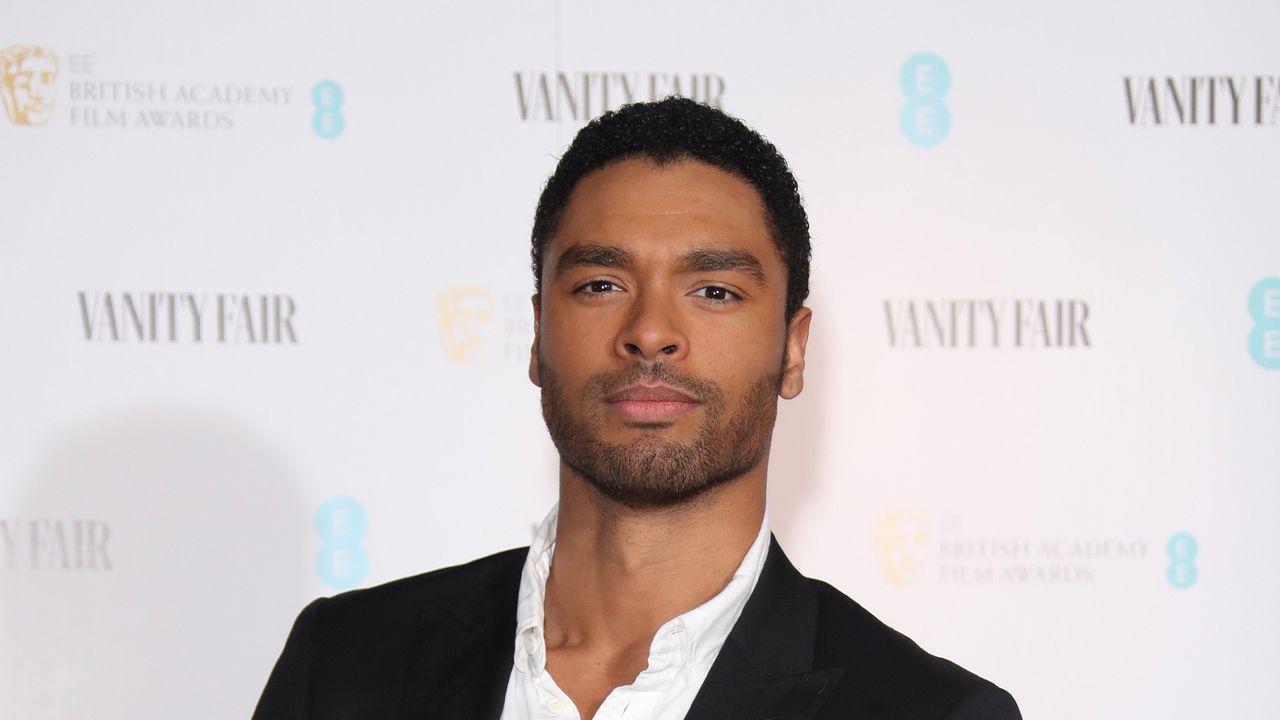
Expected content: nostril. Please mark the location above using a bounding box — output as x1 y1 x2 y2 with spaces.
661 345 678 355
625 343 641 354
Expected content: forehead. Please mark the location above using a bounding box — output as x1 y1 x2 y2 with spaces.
551 157 779 266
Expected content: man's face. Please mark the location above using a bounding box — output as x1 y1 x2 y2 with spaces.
531 158 811 508
3 53 57 125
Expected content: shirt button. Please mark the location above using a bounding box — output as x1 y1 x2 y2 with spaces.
547 697 567 713
523 633 540 654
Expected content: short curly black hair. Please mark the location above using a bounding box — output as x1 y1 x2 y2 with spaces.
530 97 811 320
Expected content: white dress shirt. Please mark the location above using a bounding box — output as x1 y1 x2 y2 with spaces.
499 504 771 720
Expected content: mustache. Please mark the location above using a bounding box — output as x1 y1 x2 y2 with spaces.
589 362 723 405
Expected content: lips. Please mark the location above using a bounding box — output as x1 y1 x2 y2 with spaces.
604 384 701 421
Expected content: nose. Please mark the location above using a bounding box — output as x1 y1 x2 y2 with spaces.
614 290 689 362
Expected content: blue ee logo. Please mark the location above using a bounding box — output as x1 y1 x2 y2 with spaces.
1166 532 1198 589
900 53 950 147
1248 277 1280 369
312 80 345 139
315 496 368 590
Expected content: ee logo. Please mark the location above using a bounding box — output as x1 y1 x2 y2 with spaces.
900 53 950 147
1166 533 1198 589
1248 277 1280 369
315 496 368 590
312 80 345 139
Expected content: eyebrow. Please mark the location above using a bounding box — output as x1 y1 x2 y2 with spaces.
679 248 768 287
554 244 635 278
553 243 768 288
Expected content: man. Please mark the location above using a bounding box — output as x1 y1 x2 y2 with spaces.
254 97 1021 719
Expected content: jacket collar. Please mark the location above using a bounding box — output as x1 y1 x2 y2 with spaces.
400 550 522 720
401 537 840 720
683 536 843 720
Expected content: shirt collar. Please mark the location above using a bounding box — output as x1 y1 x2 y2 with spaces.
512 503 771 677
512 505 557 674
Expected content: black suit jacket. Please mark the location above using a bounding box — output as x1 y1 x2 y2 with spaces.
254 538 1021 719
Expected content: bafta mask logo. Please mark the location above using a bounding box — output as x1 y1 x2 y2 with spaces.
873 509 933 586
436 286 496 364
1 45 58 126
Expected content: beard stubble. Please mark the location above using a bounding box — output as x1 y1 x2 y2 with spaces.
539 355 783 509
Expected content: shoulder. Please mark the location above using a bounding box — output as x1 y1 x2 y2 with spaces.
807 579 1021 719
316 546 526 623
297 546 526 657
253 548 527 719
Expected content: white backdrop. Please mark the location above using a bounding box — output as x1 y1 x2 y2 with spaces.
3 1 1278 718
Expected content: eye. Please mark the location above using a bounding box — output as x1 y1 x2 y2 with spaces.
575 280 621 296
695 286 741 303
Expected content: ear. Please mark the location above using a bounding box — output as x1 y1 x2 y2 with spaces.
779 307 812 400
528 293 542 387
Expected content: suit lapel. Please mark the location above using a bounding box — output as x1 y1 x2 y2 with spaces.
392 539 841 720
684 537 843 720
399 552 524 720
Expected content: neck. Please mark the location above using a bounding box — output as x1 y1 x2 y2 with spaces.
542 460 767 653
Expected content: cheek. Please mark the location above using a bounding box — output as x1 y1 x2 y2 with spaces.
694 316 787 378
538 310 611 384
542 311 613 360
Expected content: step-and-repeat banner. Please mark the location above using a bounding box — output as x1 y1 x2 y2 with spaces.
3 2 1277 718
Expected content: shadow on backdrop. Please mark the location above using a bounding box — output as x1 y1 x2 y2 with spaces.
0 406 310 720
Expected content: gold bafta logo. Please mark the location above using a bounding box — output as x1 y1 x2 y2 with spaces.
1 45 58 126
873 509 933 586
436 286 496 364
